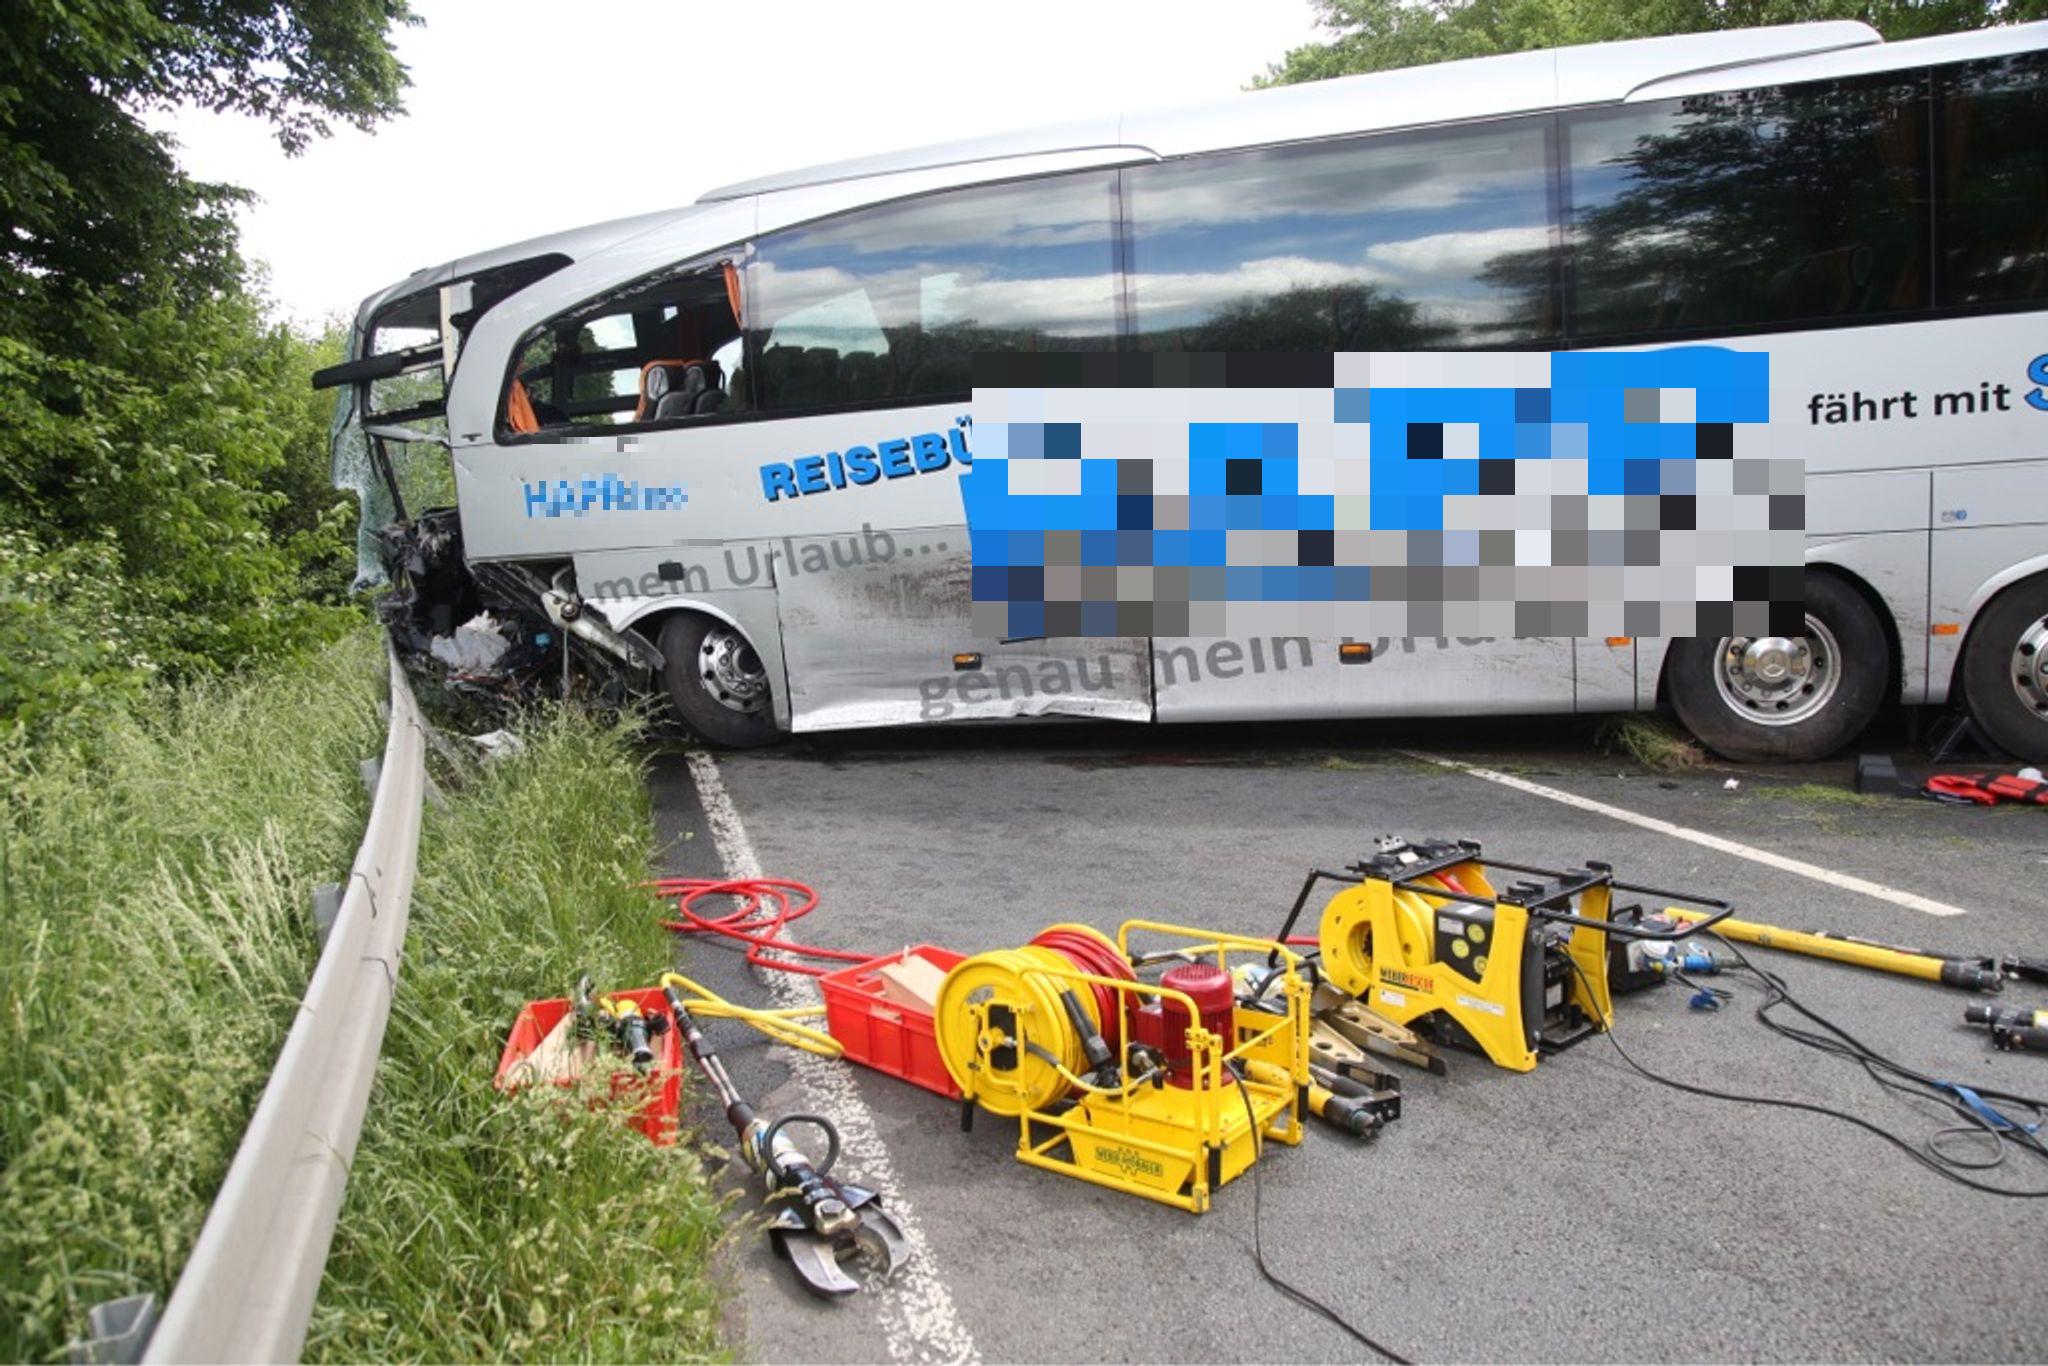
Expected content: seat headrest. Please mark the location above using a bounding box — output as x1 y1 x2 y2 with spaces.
643 362 695 399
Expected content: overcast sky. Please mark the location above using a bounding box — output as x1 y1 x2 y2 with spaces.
155 0 1325 325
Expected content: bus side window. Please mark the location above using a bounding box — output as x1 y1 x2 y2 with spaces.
502 261 748 434
1123 116 1559 352
1564 71 1930 339
747 172 1119 415
1934 51 2048 307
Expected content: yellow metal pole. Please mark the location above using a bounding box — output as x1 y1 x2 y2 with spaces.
1663 908 2000 991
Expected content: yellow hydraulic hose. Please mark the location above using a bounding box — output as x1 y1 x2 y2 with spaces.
656 971 844 1058
1663 909 2001 991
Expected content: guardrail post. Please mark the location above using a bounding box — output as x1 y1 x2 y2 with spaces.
69 1294 158 1364
310 882 343 947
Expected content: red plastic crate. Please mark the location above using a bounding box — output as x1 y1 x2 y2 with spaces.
495 985 682 1145
819 946 964 1099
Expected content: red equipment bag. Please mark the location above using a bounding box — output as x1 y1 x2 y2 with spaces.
1924 772 2048 806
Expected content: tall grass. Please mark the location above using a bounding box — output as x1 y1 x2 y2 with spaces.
1 635 727 1361
303 706 726 1362
0 631 387 1361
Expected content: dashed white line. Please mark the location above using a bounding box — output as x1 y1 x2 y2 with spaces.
685 752 979 1364
1402 750 1971 918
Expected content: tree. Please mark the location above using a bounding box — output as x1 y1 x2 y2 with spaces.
0 3 416 741
0 1 415 309
1257 0 2048 85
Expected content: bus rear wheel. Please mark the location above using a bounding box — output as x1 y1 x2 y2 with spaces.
1959 574 2048 765
658 614 779 748
1665 573 1886 763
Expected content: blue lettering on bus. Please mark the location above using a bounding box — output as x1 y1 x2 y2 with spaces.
758 424 973 502
522 473 688 518
2026 352 2048 413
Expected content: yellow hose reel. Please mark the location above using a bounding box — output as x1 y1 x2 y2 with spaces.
932 944 1107 1116
1307 837 1733 1073
932 920 1314 1214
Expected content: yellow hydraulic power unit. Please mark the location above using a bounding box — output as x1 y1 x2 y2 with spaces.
1303 838 1734 1073
932 921 1319 1213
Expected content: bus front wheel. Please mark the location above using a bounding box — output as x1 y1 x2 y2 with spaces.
1959 574 2048 765
1665 574 1887 763
658 614 779 748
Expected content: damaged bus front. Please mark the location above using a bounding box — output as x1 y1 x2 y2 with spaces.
321 176 1158 744
317 231 679 710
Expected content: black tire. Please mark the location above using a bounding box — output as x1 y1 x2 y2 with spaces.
1665 574 1888 762
1959 573 2048 764
657 614 779 748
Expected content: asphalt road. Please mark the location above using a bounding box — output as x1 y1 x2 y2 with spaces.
649 714 2048 1364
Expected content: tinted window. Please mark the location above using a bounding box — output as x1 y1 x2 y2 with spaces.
1125 118 1558 351
1935 52 2048 307
1565 73 1929 339
748 172 1119 412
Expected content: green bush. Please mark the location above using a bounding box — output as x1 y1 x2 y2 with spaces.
0 290 363 726
0 525 157 745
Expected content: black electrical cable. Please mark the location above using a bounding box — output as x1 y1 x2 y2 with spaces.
1230 1076 1413 1364
1707 936 2048 1179
1560 953 2048 1198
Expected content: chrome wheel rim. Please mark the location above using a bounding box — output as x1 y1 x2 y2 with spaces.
2011 613 2048 719
699 625 768 715
1711 616 1841 727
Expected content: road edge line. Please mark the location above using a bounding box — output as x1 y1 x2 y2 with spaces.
1401 750 1970 918
685 752 980 1364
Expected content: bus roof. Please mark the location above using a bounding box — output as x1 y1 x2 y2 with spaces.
699 20 2048 205
357 20 2048 327
696 21 1889 203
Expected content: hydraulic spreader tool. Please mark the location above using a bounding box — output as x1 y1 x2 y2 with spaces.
661 978 909 1297
1275 836 1736 1073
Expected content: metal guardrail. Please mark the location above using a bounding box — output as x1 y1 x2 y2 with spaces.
139 647 427 1364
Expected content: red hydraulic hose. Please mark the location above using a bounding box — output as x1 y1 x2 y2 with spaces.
651 876 874 978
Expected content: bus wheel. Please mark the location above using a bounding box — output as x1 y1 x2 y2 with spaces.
658 614 779 748
1665 574 1886 763
1959 574 2048 765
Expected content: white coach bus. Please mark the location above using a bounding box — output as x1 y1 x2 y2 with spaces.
319 20 2048 762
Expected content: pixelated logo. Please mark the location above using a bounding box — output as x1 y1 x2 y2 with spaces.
961 349 1798 639
523 473 688 518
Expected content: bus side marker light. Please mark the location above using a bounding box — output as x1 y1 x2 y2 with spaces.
1931 623 1960 636
1605 637 1633 647
1339 642 1373 664
952 652 983 671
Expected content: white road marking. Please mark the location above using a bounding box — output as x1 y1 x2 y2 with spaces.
1402 751 1970 918
685 752 979 1364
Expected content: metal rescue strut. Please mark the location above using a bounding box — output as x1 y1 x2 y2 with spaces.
1660 908 2048 993
661 981 909 1297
